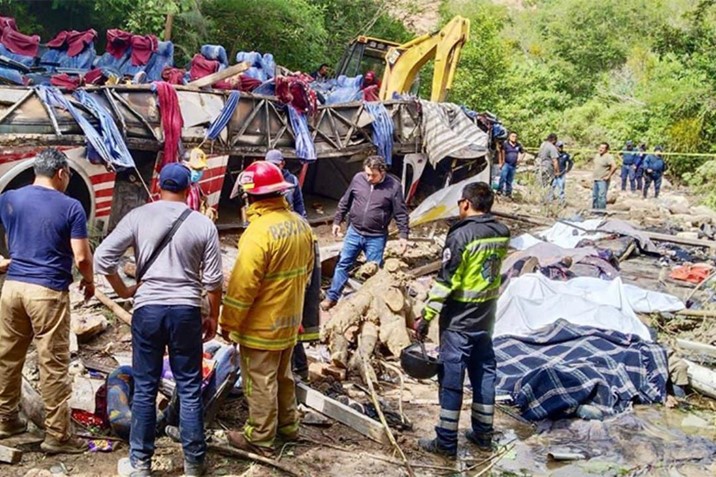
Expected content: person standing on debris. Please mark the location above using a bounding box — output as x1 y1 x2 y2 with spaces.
265 149 307 218
94 163 224 477
264 149 318 379
497 131 524 198
536 133 560 192
549 141 573 204
592 142 617 210
620 140 639 192
635 142 647 192
643 146 667 199
415 182 510 457
0 148 94 454
321 155 409 311
220 161 314 457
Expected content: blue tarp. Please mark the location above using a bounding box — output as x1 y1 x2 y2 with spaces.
494 319 668 421
363 101 394 164
36 85 135 169
205 91 240 140
287 105 316 162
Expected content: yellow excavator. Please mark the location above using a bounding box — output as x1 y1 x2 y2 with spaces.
335 16 471 102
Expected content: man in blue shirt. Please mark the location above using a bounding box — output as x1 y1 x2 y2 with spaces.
549 141 573 204
635 143 647 192
265 149 307 218
620 140 639 192
643 146 667 199
0 148 94 454
497 131 523 198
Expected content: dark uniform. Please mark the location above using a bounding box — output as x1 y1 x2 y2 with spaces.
643 153 666 198
422 214 510 454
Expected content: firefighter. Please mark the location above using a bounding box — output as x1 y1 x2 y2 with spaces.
220 161 314 457
415 182 510 458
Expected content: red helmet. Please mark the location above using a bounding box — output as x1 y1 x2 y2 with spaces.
238 160 294 195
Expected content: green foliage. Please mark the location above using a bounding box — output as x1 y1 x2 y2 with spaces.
444 0 716 206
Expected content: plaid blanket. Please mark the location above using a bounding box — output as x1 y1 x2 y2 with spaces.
494 319 668 421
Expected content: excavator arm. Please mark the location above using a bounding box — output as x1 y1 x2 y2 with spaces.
379 16 470 102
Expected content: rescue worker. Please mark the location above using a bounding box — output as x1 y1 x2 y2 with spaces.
635 143 647 192
549 141 573 204
497 131 523 198
263 149 317 379
536 133 560 197
643 146 667 199
321 155 409 311
415 182 510 457
220 161 314 457
95 162 224 477
620 140 639 192
0 148 94 454
592 142 617 210
265 149 307 218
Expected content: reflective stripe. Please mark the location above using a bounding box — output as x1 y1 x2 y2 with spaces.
264 266 308 280
423 300 443 319
464 237 510 255
453 288 499 303
472 403 494 414
471 411 493 425
224 296 251 310
428 282 452 299
440 409 460 420
231 332 297 350
437 419 459 431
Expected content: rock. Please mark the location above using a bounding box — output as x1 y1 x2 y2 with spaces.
68 376 104 412
308 362 346 381
70 314 108 342
123 261 137 278
693 205 716 219
24 470 53 477
606 192 617 205
302 410 332 427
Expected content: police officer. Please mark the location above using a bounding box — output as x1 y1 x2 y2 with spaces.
643 146 667 199
620 140 639 192
415 182 510 457
635 143 647 192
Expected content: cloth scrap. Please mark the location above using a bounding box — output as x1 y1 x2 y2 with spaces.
419 100 489 166
152 81 184 170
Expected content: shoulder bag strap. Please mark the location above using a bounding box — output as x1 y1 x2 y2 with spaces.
136 208 193 283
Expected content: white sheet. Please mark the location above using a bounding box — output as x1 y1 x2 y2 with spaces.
494 274 684 342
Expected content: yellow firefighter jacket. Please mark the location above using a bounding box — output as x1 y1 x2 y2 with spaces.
220 197 314 350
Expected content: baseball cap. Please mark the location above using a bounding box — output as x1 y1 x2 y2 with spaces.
556 141 564 147
265 149 284 165
159 162 191 192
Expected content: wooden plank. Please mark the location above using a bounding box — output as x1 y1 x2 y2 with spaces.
409 260 441 278
295 382 390 446
187 62 250 88
685 359 716 399
676 339 716 358
0 443 21 464
643 230 716 249
95 289 133 326
675 309 716 319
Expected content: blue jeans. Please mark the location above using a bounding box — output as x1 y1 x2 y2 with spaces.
435 329 496 453
621 165 636 191
643 174 662 198
130 305 205 468
549 175 566 203
326 226 387 302
635 167 644 191
498 164 516 196
592 180 609 210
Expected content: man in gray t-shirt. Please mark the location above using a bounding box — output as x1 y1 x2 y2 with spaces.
94 163 223 477
536 133 560 189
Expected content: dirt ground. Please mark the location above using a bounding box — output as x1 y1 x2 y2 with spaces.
5 164 716 476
